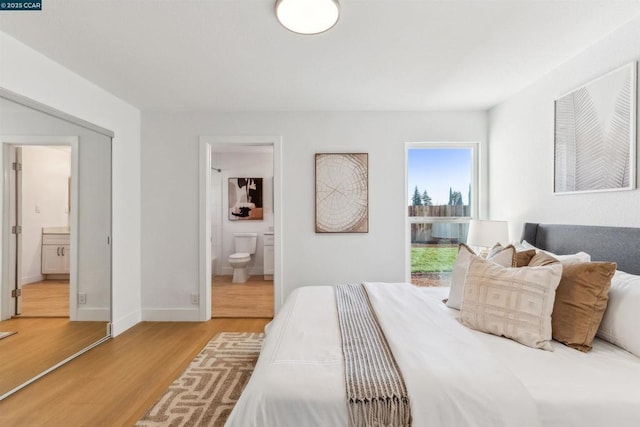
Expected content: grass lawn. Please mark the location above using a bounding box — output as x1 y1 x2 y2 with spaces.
411 246 458 273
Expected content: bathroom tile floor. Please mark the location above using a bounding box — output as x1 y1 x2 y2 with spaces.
211 275 274 318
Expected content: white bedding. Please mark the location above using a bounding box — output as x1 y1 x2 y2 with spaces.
226 284 640 427
422 287 640 427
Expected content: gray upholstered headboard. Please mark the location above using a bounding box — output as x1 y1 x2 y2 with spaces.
521 223 640 275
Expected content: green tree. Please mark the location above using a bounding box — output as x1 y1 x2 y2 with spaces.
421 190 432 206
449 189 463 206
412 186 423 206
452 191 463 206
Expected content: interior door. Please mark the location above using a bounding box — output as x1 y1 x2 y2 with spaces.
8 146 23 315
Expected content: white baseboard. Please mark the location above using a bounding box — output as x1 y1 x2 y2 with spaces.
21 274 44 285
111 309 142 337
45 274 70 280
142 308 201 321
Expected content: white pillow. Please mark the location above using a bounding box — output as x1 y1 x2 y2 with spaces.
446 244 514 310
597 270 640 357
520 240 591 264
460 255 562 350
511 240 531 252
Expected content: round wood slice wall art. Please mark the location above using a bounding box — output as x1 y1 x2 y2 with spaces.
315 153 368 233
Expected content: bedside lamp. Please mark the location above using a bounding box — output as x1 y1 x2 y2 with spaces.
466 220 509 257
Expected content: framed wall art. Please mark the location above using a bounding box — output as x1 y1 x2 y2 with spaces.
228 177 263 220
554 62 637 194
315 153 368 233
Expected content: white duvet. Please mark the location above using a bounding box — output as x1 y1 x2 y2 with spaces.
227 283 545 427
227 283 640 426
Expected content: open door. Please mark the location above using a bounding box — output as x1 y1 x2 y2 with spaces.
8 146 23 315
3 143 75 319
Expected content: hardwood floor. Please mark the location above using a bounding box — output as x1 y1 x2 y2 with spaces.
0 318 270 427
0 317 107 396
19 280 69 317
212 275 274 318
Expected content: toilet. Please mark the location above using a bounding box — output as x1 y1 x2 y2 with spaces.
228 232 258 283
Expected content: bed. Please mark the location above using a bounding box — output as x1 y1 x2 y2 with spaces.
226 223 640 427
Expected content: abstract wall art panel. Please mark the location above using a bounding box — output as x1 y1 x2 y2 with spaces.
229 177 263 220
554 62 637 194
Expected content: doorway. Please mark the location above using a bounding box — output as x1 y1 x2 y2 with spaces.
12 145 72 317
2 138 79 320
211 146 274 318
199 136 283 321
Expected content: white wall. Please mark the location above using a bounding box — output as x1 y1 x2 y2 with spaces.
142 111 487 318
488 17 640 240
0 32 142 335
211 151 274 277
21 146 71 284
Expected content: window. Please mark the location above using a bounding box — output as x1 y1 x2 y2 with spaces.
406 143 478 287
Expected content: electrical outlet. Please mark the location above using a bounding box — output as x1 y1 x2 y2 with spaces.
78 293 87 304
190 293 199 305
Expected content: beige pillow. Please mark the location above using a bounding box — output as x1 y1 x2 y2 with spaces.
490 244 535 267
552 262 617 352
446 244 515 310
515 249 537 267
487 243 508 258
460 255 563 350
528 251 560 267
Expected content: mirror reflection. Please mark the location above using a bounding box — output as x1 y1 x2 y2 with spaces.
0 93 112 398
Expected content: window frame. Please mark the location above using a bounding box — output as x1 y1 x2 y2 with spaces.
404 141 480 283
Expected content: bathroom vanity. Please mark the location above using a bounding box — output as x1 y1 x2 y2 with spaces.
263 232 274 280
41 227 70 276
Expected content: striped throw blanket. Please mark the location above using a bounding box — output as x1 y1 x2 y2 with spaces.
335 284 412 427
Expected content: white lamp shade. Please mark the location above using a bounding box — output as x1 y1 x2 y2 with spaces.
466 220 509 248
276 0 340 35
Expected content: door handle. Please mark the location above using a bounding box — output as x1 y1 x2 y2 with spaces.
61 247 65 256
57 247 60 256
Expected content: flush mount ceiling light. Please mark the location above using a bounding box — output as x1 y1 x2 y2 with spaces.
275 0 340 35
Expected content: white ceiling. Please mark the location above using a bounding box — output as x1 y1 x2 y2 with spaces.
1 0 640 112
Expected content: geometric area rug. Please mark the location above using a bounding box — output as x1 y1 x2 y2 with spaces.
136 332 264 427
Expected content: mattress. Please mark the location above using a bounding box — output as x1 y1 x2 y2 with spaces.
226 284 640 427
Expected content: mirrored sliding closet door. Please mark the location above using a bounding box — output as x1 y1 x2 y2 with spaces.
0 89 112 399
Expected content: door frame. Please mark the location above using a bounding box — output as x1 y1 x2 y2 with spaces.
198 135 283 320
1 136 79 320
8 146 22 315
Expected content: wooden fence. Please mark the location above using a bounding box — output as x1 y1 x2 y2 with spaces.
408 205 470 217
409 205 470 244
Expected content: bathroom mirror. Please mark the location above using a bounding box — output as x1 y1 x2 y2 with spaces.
0 90 112 399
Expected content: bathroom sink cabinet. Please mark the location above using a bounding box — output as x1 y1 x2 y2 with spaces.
41 229 70 275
